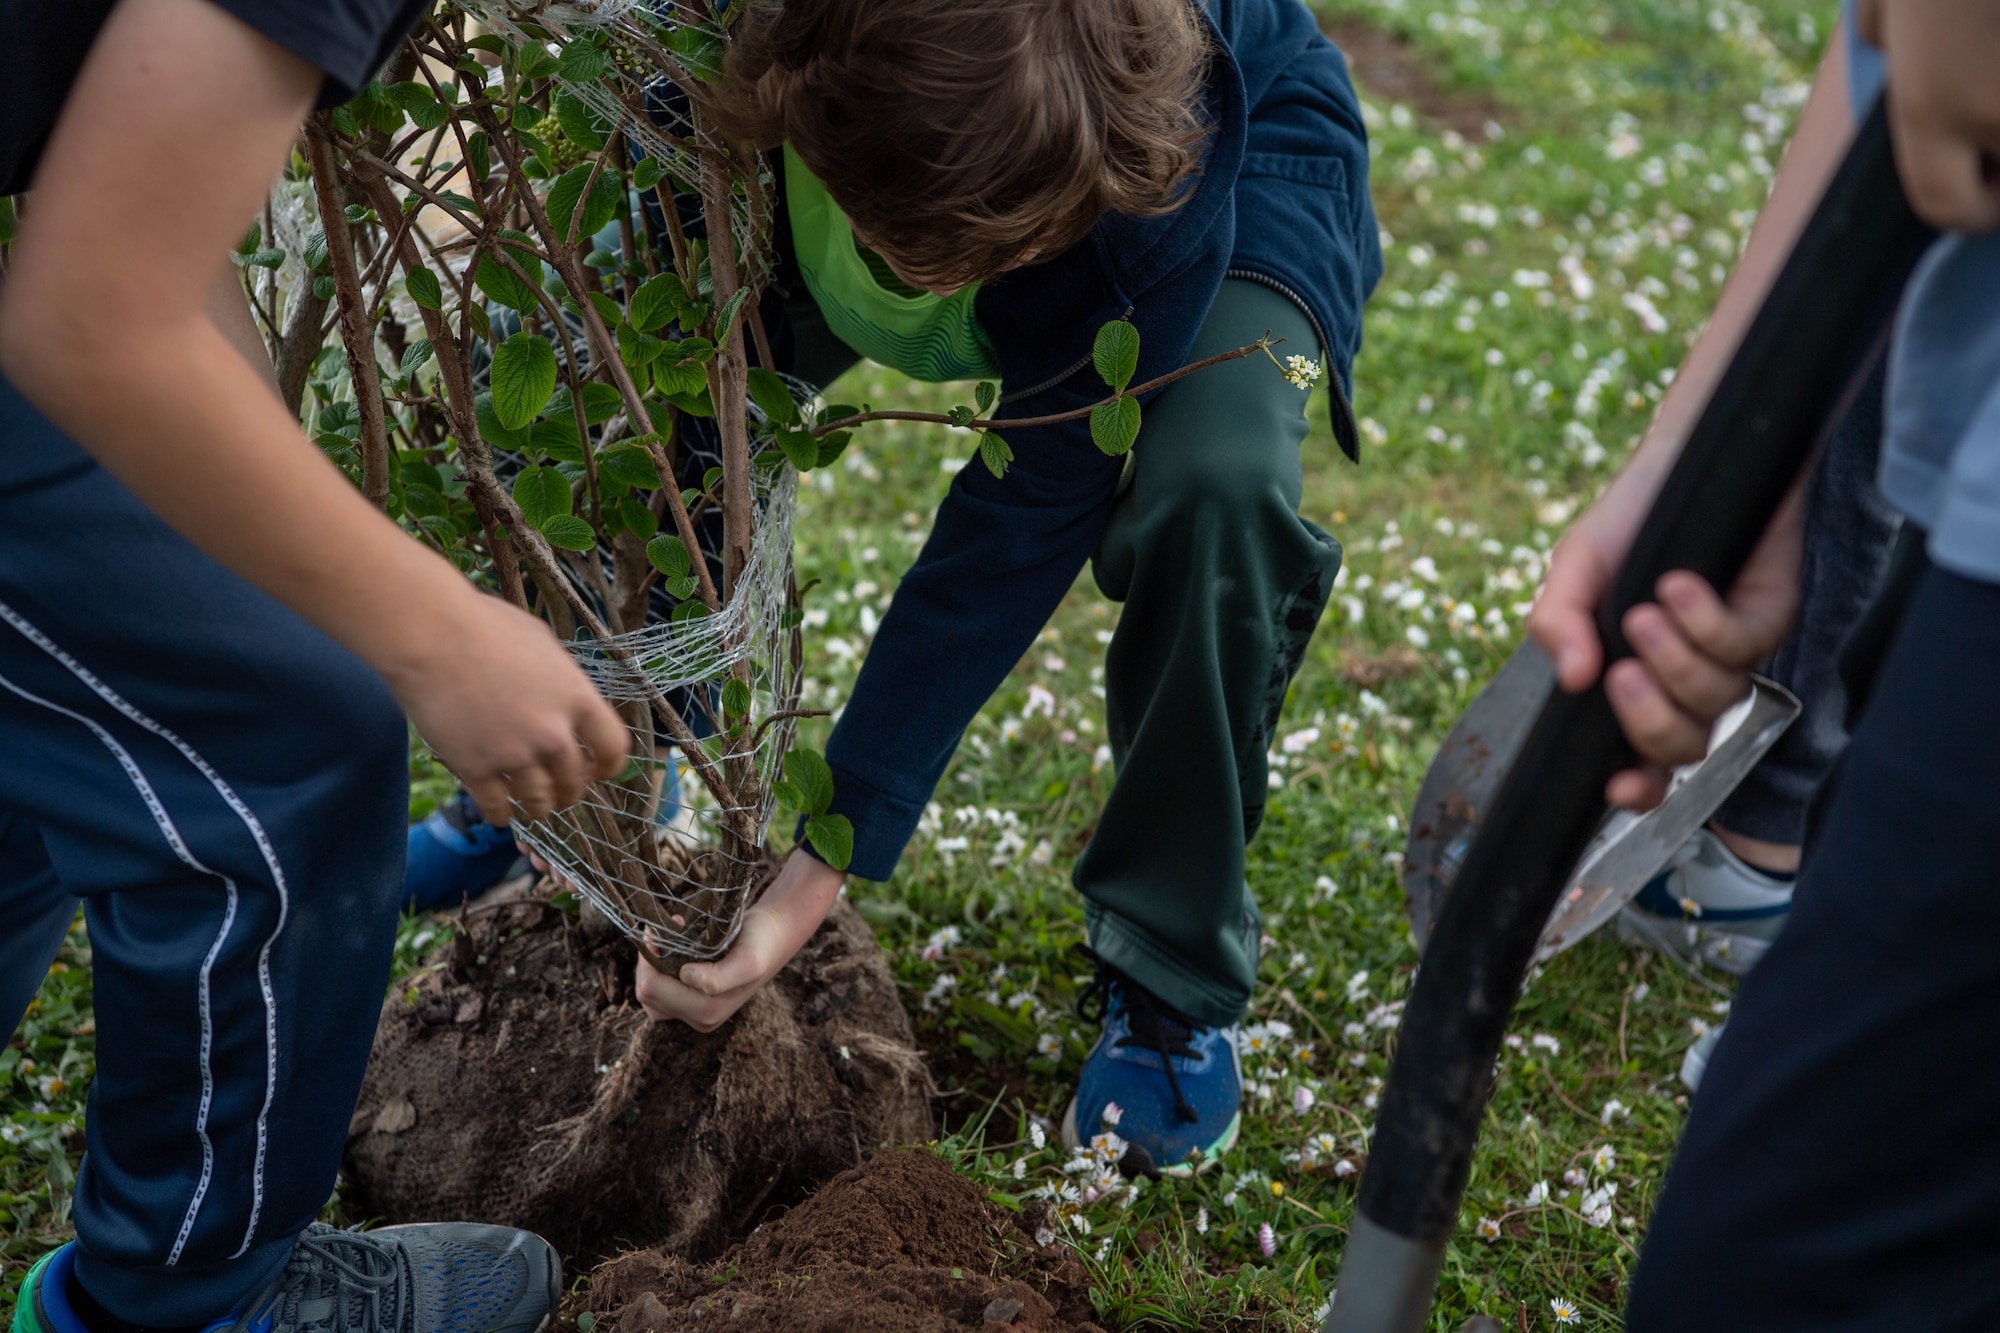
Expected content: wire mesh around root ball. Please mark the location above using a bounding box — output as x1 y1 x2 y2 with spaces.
510 466 801 968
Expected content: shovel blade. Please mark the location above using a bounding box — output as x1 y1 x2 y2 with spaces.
1404 644 1801 957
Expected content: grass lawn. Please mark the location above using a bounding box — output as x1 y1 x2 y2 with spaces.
1 1 1836 1328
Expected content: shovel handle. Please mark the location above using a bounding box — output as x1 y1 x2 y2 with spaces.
1327 99 1932 1332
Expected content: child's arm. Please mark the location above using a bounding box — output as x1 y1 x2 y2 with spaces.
0 0 627 823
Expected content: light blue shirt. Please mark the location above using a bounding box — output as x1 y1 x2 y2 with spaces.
1849 12 2000 584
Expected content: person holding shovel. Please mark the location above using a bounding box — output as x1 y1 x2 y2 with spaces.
1532 0 2000 1321
622 0 1382 1178
0 2 629 1332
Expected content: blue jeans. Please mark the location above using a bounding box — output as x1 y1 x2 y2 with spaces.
0 377 408 1323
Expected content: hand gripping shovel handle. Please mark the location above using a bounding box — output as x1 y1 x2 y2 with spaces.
1324 99 1933 1333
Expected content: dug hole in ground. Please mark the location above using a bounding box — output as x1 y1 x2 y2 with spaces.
343 876 1123 1331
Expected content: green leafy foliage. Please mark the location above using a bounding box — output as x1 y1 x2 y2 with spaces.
557 41 607 82
545 382 623 425
489 333 559 429
747 368 798 426
803 814 854 871
511 465 571 529
721 677 751 718
539 513 596 551
979 432 1014 479
667 24 726 79
553 89 609 153
646 532 692 577
975 381 998 414
1088 395 1142 456
475 252 540 314
782 747 835 815
599 445 662 489
404 266 443 311
1092 319 1140 392
776 429 819 472
547 161 621 243
629 273 688 333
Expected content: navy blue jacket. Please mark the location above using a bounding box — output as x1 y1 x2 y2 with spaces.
823 0 1381 877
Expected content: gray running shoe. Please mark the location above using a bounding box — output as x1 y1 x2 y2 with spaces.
1617 828 1793 977
220 1223 560 1333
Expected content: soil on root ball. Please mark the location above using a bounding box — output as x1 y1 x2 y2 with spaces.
586 1147 1105 1333
342 889 933 1267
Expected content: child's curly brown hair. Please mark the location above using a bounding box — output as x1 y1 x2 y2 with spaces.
705 0 1212 292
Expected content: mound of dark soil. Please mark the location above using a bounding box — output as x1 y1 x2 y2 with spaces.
587 1148 1104 1333
343 892 933 1265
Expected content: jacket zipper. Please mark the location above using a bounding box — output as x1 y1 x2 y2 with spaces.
1223 266 1360 459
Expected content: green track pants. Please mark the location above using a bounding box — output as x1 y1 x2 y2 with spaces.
1079 278 1343 1027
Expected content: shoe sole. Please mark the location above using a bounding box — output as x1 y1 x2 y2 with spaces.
1616 906 1770 978
1060 1098 1239 1178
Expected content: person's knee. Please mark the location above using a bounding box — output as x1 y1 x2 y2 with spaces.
1131 406 1304 524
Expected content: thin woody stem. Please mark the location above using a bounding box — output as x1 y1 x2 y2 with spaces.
306 122 392 510
809 336 1283 437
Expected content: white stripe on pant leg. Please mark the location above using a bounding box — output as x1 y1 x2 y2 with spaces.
0 668 237 1265
0 601 290 1260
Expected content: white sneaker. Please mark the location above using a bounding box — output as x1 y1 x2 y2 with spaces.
1680 1022 1724 1092
1616 828 1793 977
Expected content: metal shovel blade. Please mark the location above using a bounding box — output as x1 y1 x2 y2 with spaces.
1404 642 1800 957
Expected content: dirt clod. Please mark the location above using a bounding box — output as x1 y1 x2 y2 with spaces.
587 1149 1100 1333
344 891 932 1266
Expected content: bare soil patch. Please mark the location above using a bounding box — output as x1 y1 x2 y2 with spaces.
586 1148 1102 1333
1320 11 1509 137
344 889 933 1267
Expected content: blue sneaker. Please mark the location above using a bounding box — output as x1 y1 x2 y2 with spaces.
402 789 525 915
13 1223 558 1333
1062 958 1241 1177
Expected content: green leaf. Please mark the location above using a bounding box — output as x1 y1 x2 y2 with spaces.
557 42 606 82
979 431 1014 478
489 333 559 429
946 405 975 428
330 106 360 138
671 598 710 623
587 290 623 326
632 156 669 191
1089 395 1142 456
528 417 584 463
516 42 561 79
239 248 285 269
974 381 998 413
618 321 666 369
467 302 492 342
646 533 692 577
776 429 819 472
512 465 571 529
304 229 329 273
714 287 751 339
553 89 608 154
629 274 687 333
747 368 798 426
784 748 835 816
475 253 540 314
1092 320 1140 392
466 131 492 182
617 497 658 540
600 445 662 489
405 266 443 310
545 382 623 425
816 430 853 468
668 573 698 599
546 162 620 244
771 778 805 810
399 339 434 376
387 81 446 131
466 34 507 55
653 358 708 399
721 678 751 718
539 512 596 551
312 275 337 301
666 25 726 79
804 814 853 871
475 391 529 451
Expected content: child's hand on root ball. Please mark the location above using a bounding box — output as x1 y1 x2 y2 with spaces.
635 849 846 1031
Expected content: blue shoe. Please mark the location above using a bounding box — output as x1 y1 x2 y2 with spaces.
15 1224 559 1333
402 789 525 915
1062 958 1241 1177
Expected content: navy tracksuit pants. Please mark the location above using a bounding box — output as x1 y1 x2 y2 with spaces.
0 375 408 1324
